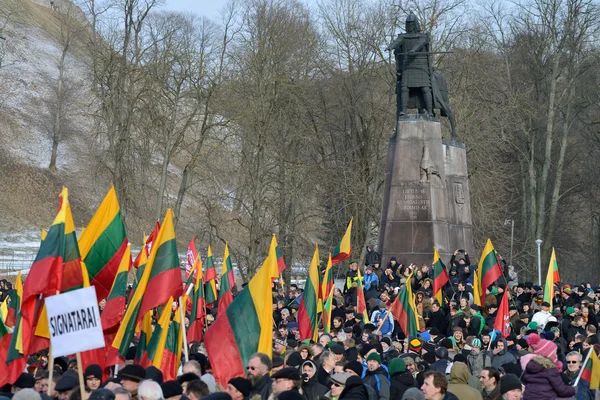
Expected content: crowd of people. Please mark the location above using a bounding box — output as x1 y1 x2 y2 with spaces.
1 246 599 400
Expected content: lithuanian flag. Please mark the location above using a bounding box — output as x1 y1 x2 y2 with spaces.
543 248 560 308
390 271 419 337
187 251 206 343
135 311 154 364
321 254 334 301
356 267 368 322
204 245 218 305
0 310 24 387
273 235 286 274
5 272 22 327
139 297 172 367
477 239 503 305
100 245 131 332
432 247 448 304
217 243 234 315
0 272 26 386
78 185 128 300
157 302 183 381
60 193 86 293
112 210 183 358
323 282 335 333
21 188 71 355
298 244 320 341
331 218 353 264
580 348 600 389
132 222 160 288
204 239 279 386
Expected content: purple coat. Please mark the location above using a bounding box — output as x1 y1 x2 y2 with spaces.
522 356 576 400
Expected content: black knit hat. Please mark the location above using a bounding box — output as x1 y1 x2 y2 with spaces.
84 364 102 380
227 378 252 397
13 373 35 389
344 360 362 377
500 373 522 394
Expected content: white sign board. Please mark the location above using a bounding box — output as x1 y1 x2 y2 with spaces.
45 286 105 358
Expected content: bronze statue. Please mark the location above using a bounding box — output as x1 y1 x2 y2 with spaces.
387 14 457 139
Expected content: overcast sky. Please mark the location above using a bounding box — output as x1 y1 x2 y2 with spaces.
162 0 318 20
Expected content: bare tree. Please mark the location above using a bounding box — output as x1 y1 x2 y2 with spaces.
48 2 85 171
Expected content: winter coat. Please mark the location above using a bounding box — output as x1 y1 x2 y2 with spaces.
339 376 370 400
522 356 576 400
447 362 483 400
489 339 517 369
389 371 416 400
344 270 359 293
531 310 551 329
370 310 393 337
381 347 400 366
365 248 380 267
428 309 449 335
301 362 328 400
364 273 379 292
567 322 586 341
429 359 451 374
466 350 492 378
363 367 390 400
317 366 333 387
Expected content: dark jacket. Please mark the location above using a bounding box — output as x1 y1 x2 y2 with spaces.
250 373 272 400
365 247 380 267
381 347 399 366
429 309 449 335
567 322 586 341
363 367 390 400
389 371 416 400
317 366 333 387
522 356 576 400
339 376 370 400
301 362 328 400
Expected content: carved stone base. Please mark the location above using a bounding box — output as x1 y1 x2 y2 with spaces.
378 119 473 267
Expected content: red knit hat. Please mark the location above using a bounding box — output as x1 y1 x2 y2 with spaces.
527 333 561 369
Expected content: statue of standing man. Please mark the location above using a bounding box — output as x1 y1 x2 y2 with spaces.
387 13 433 118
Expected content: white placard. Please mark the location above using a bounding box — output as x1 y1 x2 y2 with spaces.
45 286 105 358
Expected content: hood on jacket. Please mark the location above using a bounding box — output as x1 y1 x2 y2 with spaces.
449 361 471 384
525 356 557 374
301 360 318 382
493 338 508 356
520 353 536 371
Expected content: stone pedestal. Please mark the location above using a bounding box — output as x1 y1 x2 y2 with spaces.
378 118 473 267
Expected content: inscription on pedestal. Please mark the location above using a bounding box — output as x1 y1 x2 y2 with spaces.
395 186 431 220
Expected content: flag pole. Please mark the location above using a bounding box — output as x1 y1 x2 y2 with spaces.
48 345 55 398
573 347 593 387
76 353 85 400
374 309 391 335
180 284 194 363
